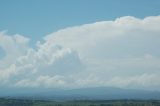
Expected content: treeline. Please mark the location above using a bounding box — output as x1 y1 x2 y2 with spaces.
0 98 160 106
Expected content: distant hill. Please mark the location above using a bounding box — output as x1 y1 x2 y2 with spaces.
1 87 160 100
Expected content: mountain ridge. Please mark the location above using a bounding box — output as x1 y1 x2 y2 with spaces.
1 86 160 100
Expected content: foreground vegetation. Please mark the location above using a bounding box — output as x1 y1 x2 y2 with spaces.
0 98 160 106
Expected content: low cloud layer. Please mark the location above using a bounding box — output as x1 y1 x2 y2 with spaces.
0 16 160 90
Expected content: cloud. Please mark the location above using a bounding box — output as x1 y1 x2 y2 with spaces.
0 32 30 84
15 75 66 88
0 32 84 87
45 16 160 59
0 16 160 90
106 73 160 90
0 32 29 69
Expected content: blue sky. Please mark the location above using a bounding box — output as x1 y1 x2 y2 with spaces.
0 0 160 43
0 0 160 91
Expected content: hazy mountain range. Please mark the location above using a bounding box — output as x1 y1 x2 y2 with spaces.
1 87 160 100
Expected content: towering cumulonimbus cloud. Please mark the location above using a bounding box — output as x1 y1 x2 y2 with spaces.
0 16 160 90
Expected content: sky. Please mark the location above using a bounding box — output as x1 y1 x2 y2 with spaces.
0 0 160 91
0 0 160 42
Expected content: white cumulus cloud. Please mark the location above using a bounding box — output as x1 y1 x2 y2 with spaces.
0 16 160 90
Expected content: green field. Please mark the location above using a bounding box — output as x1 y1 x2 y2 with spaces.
0 98 160 106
